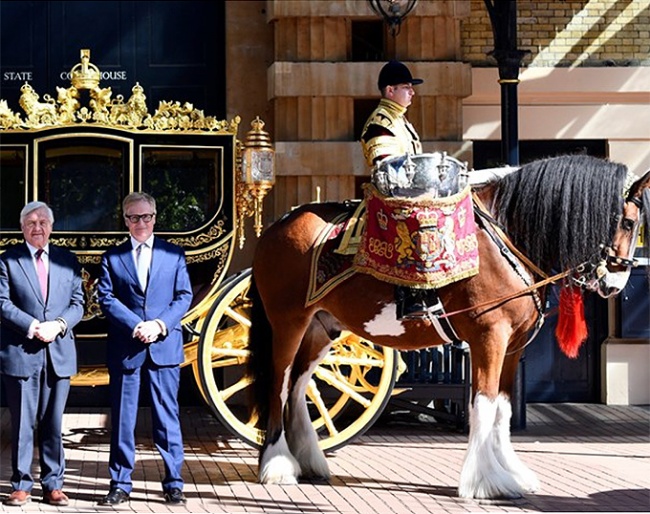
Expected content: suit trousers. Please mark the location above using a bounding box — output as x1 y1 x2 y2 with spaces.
107 356 184 493
2 361 70 493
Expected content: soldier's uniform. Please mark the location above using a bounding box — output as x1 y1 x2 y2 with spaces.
360 97 422 167
359 60 430 320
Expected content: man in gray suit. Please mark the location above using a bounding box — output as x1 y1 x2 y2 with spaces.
0 201 84 507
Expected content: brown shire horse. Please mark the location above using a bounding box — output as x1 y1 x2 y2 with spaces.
248 154 649 499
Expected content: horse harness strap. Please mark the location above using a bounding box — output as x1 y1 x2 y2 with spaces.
437 196 561 326
472 194 548 280
423 290 461 344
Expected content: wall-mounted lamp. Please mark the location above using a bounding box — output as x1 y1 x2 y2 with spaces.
368 0 418 37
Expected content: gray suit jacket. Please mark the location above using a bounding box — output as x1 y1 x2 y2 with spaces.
0 243 84 378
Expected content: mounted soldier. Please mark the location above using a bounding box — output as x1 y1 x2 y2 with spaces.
360 60 469 321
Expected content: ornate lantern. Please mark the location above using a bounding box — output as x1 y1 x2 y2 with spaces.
236 116 275 248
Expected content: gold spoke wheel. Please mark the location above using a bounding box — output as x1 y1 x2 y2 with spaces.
195 270 399 452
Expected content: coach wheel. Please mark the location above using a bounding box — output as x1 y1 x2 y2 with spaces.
195 270 400 452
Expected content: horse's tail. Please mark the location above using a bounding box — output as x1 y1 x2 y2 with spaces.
247 275 272 435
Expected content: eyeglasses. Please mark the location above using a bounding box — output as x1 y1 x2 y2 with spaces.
124 213 155 223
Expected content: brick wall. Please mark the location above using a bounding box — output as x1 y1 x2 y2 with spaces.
461 0 650 67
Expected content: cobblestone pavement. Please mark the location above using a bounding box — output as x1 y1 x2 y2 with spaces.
0 403 648 513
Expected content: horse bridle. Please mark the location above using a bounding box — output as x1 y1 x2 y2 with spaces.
571 194 642 289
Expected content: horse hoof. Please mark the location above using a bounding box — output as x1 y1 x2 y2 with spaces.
300 471 331 482
259 455 301 485
260 474 299 486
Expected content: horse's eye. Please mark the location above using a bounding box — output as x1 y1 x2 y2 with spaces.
621 218 633 231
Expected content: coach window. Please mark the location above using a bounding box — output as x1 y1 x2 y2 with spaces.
38 138 128 232
0 147 27 231
141 146 222 232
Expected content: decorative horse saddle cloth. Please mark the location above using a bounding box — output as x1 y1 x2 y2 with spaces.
306 152 481 306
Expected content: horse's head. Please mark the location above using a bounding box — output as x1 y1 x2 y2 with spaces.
579 170 650 298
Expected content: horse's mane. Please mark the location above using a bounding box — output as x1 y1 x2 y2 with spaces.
492 154 628 273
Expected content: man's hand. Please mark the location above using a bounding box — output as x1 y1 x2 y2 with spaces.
133 320 163 344
34 321 62 343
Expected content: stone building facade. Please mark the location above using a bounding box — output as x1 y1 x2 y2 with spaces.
227 0 649 221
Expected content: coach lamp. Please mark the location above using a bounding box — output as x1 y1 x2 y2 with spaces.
237 116 275 249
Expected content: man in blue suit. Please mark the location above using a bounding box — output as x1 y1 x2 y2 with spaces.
0 201 84 507
97 192 192 505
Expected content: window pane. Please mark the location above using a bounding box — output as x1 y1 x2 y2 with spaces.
142 146 221 232
40 140 127 231
0 147 27 230
351 20 385 62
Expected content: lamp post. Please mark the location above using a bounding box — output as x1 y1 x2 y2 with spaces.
484 0 529 166
368 0 418 37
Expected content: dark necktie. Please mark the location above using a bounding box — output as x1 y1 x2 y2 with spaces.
35 249 48 300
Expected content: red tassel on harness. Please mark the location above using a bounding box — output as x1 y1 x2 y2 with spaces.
555 286 588 359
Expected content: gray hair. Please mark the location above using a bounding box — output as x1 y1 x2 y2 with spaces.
20 201 54 226
122 192 156 214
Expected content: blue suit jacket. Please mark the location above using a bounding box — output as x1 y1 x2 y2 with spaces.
0 243 84 378
97 237 192 370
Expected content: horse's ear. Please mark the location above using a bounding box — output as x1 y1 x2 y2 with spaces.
627 170 650 201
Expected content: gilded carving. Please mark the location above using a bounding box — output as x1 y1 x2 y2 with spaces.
0 237 24 248
0 100 21 129
0 50 239 134
77 255 102 265
56 86 80 124
81 267 103 321
108 83 149 128
19 83 58 127
50 237 79 248
167 222 226 247
185 243 230 266
89 86 112 123
0 48 276 395
89 236 129 248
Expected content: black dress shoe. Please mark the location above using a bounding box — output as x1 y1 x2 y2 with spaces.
163 488 186 504
98 488 129 505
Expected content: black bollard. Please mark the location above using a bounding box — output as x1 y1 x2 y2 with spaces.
510 355 526 431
